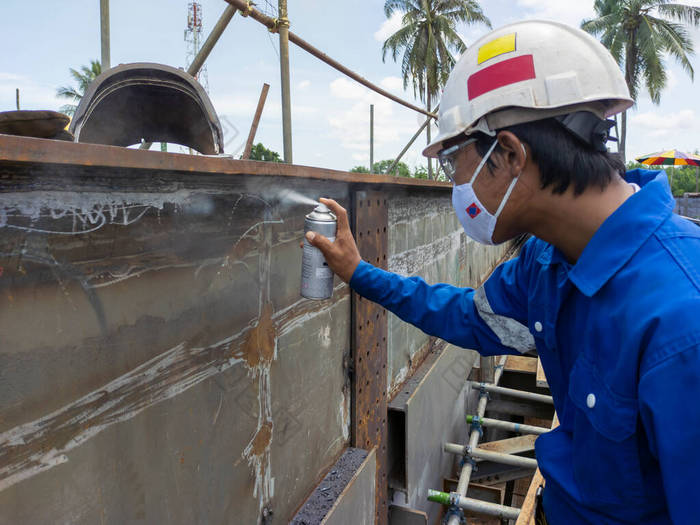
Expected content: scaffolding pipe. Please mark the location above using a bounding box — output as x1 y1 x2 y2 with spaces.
428 490 521 520
369 104 374 173
223 0 437 119
466 415 549 436
100 0 111 70
278 0 292 163
444 443 538 469
446 355 508 525
473 383 554 405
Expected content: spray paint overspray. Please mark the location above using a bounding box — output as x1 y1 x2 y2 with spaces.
301 203 337 300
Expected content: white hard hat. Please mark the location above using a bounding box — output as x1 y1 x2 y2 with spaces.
423 20 633 158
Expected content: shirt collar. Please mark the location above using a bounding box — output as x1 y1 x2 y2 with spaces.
566 171 674 297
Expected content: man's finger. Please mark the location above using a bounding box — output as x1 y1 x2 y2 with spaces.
320 198 350 232
305 231 333 254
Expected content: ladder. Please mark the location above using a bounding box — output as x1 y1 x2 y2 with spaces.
427 355 557 524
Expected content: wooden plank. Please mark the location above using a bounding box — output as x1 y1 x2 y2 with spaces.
536 358 548 388
478 435 536 455
514 414 559 525
505 356 537 374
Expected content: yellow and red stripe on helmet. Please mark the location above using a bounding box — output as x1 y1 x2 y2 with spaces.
468 54 535 101
477 33 517 64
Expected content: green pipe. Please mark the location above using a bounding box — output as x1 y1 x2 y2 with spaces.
427 489 451 506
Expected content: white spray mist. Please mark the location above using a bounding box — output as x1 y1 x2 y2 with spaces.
277 189 319 207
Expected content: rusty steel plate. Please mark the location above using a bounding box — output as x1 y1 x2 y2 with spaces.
352 190 389 525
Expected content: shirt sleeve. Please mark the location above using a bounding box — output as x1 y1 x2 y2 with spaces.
639 343 700 525
348 239 536 356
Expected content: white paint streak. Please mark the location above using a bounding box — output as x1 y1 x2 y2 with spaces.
0 326 248 493
339 391 350 442
394 365 409 389
0 190 198 235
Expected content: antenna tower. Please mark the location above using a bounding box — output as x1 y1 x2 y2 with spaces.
185 2 208 92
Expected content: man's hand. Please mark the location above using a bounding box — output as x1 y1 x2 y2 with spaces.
305 198 362 283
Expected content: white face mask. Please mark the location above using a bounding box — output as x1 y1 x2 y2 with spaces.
452 140 524 245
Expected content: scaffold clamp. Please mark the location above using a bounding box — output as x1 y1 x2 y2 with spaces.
478 382 490 400
442 505 466 524
467 414 483 437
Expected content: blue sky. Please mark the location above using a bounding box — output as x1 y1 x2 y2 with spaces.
2 0 700 171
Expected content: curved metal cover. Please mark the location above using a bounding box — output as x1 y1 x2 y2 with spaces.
70 63 224 154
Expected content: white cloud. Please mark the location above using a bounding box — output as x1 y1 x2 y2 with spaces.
516 0 595 28
298 80 311 90
327 77 408 153
1 72 64 112
666 69 679 91
329 77 370 100
379 76 404 92
374 11 403 42
630 109 696 139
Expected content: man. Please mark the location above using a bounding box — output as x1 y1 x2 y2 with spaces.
306 21 700 524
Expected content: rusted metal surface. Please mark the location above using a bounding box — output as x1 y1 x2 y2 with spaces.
69 63 224 154
0 137 516 524
0 159 353 523
0 134 451 189
352 190 389 525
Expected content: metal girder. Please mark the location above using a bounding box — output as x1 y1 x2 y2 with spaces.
0 135 451 190
352 190 389 525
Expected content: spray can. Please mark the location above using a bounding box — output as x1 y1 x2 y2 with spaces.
301 203 337 300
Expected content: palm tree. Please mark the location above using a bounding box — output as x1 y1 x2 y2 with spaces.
56 60 102 116
582 1 700 163
382 0 490 179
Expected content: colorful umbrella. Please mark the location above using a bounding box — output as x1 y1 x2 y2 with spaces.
636 150 700 194
635 149 700 166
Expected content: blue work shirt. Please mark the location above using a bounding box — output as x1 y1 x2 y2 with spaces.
349 171 700 524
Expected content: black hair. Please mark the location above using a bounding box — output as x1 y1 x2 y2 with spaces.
472 117 625 196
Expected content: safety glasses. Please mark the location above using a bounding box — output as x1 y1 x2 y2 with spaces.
436 138 477 183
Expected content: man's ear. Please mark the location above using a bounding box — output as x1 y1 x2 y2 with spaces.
496 131 527 178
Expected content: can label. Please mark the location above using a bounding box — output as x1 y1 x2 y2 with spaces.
302 236 335 281
301 216 336 300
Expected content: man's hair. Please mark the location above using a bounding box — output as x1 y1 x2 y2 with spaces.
473 117 625 196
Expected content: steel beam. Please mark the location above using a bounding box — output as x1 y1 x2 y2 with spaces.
352 190 389 525
0 135 451 189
